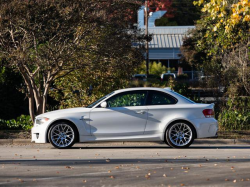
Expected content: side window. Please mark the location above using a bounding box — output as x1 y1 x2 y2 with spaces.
147 91 177 105
107 91 147 107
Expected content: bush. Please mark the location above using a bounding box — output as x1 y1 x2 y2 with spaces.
218 97 250 130
177 74 189 80
0 115 33 131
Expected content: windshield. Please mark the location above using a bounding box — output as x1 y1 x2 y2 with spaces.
86 92 114 108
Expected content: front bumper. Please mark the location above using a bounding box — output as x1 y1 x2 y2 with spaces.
191 118 218 139
31 124 48 143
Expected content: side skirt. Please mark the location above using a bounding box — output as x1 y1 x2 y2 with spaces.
79 133 163 142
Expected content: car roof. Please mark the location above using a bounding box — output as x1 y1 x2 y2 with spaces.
114 87 167 93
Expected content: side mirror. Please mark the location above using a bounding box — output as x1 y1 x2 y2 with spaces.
100 101 107 108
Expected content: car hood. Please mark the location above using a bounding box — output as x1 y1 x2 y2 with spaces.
36 107 91 118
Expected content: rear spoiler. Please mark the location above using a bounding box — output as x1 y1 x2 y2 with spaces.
207 103 215 109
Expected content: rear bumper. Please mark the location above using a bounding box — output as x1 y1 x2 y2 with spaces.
191 118 218 139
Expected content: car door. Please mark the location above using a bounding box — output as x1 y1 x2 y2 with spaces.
89 90 148 137
145 90 178 134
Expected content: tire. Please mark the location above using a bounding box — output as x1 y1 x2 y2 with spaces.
48 121 77 149
165 121 195 148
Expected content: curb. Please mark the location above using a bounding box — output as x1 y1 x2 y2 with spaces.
0 139 249 145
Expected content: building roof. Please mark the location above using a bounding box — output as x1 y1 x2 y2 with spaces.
148 26 195 48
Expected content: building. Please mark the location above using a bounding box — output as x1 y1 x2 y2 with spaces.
137 6 196 76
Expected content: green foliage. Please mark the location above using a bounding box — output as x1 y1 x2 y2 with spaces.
218 97 250 130
139 61 174 76
0 115 32 131
0 0 144 121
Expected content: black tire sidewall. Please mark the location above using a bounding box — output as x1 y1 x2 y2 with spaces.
48 122 76 149
166 122 195 148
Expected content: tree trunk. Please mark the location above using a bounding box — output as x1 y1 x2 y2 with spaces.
28 93 35 123
42 83 50 114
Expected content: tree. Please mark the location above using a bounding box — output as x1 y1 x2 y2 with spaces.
50 25 144 108
180 0 250 100
0 0 143 122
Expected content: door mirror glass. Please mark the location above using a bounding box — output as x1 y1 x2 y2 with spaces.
100 101 107 108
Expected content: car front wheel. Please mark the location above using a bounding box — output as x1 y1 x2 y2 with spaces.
48 122 77 149
166 122 195 148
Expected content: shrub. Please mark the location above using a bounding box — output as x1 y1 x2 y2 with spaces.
0 115 33 131
218 97 250 130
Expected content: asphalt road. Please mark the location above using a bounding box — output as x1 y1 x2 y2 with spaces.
0 143 250 187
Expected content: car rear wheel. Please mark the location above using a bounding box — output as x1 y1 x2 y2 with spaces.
48 122 76 149
166 122 194 148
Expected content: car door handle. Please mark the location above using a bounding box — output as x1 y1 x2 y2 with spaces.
80 116 90 120
135 110 145 114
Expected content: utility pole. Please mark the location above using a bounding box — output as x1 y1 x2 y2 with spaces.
145 0 149 76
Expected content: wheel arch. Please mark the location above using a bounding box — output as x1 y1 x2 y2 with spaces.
163 119 197 142
46 119 80 143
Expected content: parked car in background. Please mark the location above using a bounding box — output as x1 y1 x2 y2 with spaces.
161 73 176 81
32 87 218 149
147 74 161 81
132 74 147 81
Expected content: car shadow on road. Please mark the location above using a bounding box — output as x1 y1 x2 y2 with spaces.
69 146 250 149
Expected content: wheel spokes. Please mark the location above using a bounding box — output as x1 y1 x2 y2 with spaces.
51 124 74 148
169 123 192 146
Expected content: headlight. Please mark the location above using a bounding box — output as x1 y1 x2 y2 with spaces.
36 117 49 125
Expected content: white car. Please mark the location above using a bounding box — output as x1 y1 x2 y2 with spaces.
32 87 218 149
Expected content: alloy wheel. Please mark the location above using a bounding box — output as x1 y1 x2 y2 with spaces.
50 123 75 148
168 123 193 147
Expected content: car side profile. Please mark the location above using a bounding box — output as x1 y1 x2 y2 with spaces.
32 87 218 149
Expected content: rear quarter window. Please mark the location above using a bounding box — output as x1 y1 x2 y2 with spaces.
147 91 177 105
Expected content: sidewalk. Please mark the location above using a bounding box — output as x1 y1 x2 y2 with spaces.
0 139 249 145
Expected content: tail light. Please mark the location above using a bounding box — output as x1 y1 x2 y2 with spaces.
203 109 214 118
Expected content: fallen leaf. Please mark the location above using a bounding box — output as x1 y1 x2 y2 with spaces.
18 179 23 182
108 170 111 173
83 180 87 183
206 178 210 181
225 179 229 181
106 159 110 163
110 176 115 179
233 180 237 183
65 166 72 169
163 174 167 177
115 166 119 169
180 184 185 186
145 174 150 179
231 166 234 169
33 179 37 182
148 173 151 176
